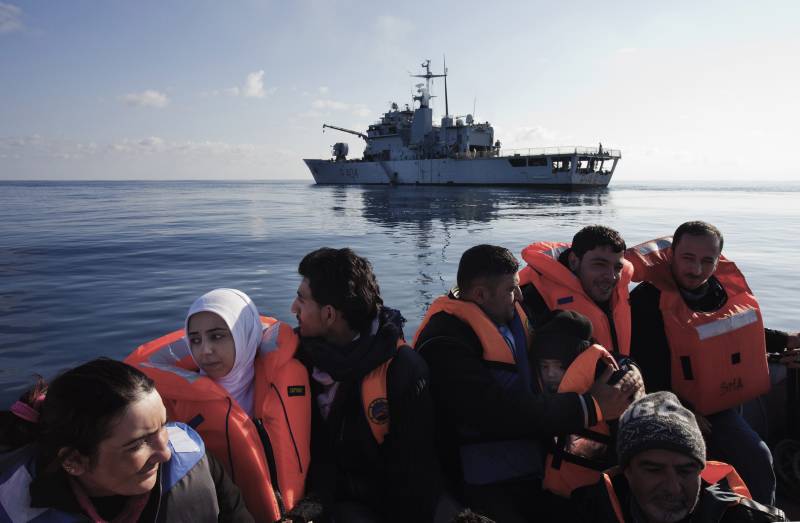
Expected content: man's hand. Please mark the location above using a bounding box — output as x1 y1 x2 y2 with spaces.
785 332 800 350
779 348 800 369
589 366 635 421
618 364 646 401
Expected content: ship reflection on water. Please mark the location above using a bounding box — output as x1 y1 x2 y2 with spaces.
322 184 614 328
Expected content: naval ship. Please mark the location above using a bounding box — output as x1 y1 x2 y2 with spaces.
304 60 620 187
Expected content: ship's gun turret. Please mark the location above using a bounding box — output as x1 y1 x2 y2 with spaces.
322 124 368 141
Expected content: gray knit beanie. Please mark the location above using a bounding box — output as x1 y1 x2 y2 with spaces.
617 391 706 468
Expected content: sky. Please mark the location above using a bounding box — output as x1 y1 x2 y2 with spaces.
1 0 798 181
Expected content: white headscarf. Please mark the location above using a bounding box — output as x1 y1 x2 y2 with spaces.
185 288 263 416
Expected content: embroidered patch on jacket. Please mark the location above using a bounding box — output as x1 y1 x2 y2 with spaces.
367 398 390 425
557 296 574 305
287 385 306 397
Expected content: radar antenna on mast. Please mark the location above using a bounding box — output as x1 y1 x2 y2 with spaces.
411 58 447 110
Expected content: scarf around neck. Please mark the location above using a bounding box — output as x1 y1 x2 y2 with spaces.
300 307 405 382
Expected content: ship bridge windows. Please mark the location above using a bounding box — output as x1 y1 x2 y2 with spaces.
508 156 526 167
577 157 604 174
551 156 572 173
507 155 548 167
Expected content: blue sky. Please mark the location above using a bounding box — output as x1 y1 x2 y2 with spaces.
1 1 798 180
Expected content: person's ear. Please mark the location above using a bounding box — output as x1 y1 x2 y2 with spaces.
568 251 580 273
473 284 491 306
58 448 90 477
321 304 337 328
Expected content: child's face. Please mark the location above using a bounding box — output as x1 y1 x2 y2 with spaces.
540 359 566 393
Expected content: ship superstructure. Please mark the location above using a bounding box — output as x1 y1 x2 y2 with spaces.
304 60 620 187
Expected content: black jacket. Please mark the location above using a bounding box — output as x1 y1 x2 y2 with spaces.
414 309 597 496
570 469 787 522
630 279 790 394
298 313 439 523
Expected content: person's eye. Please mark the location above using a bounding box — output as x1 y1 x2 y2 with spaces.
189 337 200 345
127 440 145 452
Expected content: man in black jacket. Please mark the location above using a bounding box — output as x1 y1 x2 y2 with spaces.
629 221 800 506
289 247 438 523
414 244 635 523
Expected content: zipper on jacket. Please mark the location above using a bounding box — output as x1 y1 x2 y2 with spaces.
253 417 286 518
270 382 304 474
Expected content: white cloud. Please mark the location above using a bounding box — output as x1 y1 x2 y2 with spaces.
0 2 22 34
318 86 329 95
211 71 275 99
312 99 349 110
375 15 414 41
311 99 371 117
244 70 266 98
501 125 560 148
121 90 169 108
351 104 371 117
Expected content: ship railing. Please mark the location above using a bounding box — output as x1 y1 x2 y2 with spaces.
498 146 622 158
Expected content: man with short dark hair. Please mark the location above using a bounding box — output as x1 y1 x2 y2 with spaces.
519 225 633 356
627 221 800 506
414 244 634 522
571 391 787 522
291 247 439 522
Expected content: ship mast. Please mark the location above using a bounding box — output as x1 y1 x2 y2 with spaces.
443 56 449 117
411 59 446 110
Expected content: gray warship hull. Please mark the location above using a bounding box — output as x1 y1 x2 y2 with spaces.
305 149 618 187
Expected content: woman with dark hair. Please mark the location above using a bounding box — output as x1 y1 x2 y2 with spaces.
0 358 253 522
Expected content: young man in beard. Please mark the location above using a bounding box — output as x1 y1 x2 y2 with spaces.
290 247 439 523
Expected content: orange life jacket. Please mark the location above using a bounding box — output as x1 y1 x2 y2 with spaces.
626 238 770 415
519 242 632 356
412 295 532 364
359 339 409 446
125 316 311 523
542 344 617 497
601 461 752 523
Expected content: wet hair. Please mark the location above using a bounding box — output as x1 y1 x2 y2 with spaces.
0 358 156 472
571 225 626 258
298 247 383 333
457 244 519 293
672 221 724 253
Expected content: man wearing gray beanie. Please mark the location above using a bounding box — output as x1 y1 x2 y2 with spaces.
569 392 786 522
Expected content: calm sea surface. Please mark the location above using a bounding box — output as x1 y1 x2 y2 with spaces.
1 180 799 406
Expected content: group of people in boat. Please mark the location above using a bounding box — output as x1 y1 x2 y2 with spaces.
1 220 799 523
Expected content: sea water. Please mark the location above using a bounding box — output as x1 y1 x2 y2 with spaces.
1 180 799 405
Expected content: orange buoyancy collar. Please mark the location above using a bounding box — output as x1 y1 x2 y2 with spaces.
412 295 532 364
125 316 310 523
519 242 633 356
543 344 617 497
626 238 770 415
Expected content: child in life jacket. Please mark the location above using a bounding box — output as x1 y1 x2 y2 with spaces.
536 310 631 497
537 309 601 393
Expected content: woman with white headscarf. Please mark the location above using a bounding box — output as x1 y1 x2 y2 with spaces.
126 288 312 523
